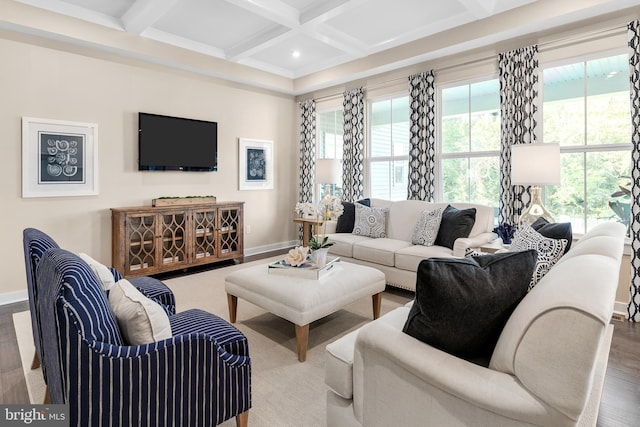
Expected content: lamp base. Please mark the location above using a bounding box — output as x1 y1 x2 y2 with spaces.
518 186 554 226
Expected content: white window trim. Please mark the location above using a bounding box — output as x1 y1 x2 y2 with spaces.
436 74 500 203
366 91 410 198
540 48 631 233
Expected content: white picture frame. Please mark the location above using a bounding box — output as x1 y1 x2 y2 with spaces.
22 117 98 198
238 138 273 190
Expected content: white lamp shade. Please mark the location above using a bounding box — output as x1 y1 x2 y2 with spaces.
316 158 342 184
511 143 561 186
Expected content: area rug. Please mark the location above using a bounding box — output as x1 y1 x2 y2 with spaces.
14 256 412 426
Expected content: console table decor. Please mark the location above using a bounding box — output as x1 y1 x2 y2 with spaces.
152 195 216 207
112 201 243 278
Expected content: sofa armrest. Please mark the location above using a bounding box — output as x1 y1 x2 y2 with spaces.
452 232 496 257
353 319 568 427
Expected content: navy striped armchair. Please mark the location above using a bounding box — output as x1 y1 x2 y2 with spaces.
35 248 251 427
22 227 176 387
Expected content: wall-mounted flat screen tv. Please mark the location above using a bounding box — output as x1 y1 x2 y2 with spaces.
138 112 218 171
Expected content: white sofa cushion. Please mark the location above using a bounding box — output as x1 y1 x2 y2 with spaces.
353 238 412 267
328 234 372 258
325 328 360 399
325 306 411 401
394 245 457 272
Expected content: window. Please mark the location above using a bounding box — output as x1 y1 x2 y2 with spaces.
542 53 630 234
317 108 343 200
439 78 500 220
368 96 410 200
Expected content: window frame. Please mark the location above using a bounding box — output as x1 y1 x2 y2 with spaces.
365 91 411 200
436 74 501 205
540 48 631 235
315 106 344 201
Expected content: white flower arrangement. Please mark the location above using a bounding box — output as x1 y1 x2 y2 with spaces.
295 202 317 218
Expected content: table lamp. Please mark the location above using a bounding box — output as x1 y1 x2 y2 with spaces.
315 158 342 199
511 143 561 226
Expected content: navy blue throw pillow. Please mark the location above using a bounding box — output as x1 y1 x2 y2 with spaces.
403 250 538 363
434 205 476 250
531 218 573 254
336 198 371 233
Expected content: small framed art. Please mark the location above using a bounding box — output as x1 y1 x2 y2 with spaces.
22 117 98 198
238 138 273 190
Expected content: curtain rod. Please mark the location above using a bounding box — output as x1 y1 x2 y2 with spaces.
304 22 628 104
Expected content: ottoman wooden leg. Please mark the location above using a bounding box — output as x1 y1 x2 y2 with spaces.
372 292 382 319
227 293 238 323
295 324 309 362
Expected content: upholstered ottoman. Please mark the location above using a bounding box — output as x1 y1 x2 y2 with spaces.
225 261 386 362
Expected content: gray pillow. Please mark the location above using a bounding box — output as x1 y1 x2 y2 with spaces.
403 250 538 362
434 205 476 250
353 204 387 238
411 208 443 246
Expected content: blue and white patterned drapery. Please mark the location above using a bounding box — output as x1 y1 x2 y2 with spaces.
342 88 365 202
628 20 640 322
498 45 540 226
299 99 316 241
408 71 436 201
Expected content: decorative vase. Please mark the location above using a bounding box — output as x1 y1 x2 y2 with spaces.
310 247 329 268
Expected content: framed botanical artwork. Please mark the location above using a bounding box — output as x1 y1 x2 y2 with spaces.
238 138 273 190
22 117 98 198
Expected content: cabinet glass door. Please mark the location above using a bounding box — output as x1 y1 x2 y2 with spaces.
161 212 187 266
127 214 156 272
218 207 241 257
193 209 217 261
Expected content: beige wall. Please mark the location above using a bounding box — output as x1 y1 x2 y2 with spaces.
0 36 298 300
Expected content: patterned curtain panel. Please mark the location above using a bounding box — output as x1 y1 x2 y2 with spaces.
407 71 436 201
628 20 640 322
298 99 316 241
342 88 365 202
498 45 540 226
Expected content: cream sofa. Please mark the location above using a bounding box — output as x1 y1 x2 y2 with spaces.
325 199 495 291
324 221 625 427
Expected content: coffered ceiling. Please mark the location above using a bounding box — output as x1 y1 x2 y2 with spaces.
6 0 640 94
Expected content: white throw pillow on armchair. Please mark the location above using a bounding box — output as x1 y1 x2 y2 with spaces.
108 279 172 345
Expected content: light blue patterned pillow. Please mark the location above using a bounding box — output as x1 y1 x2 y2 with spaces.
509 224 567 291
411 208 443 246
353 204 388 238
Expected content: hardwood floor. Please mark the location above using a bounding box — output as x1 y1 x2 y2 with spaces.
1 253 638 426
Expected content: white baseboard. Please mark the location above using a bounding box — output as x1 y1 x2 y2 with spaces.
244 241 297 257
0 290 28 306
613 301 628 320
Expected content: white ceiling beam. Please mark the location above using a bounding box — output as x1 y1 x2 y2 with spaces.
121 0 182 35
223 0 300 29
226 26 291 60
299 0 359 24
302 23 369 56
457 0 497 18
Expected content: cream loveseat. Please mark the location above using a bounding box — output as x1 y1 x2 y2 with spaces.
325 199 495 291
324 222 625 427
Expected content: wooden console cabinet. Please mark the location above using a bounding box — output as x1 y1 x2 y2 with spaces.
111 202 244 278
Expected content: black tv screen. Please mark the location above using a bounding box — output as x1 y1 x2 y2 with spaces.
138 112 218 171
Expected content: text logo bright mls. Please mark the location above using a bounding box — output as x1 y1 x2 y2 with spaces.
1 405 68 426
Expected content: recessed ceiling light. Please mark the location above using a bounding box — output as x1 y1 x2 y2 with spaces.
292 50 301 58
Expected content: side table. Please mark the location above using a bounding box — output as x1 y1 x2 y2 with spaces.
293 217 324 246
479 238 508 253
